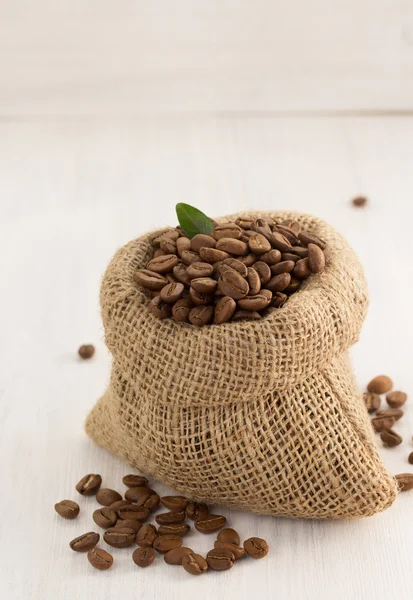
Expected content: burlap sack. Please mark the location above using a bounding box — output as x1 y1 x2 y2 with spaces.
86 211 397 519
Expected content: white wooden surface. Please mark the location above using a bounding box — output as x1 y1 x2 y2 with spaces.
1 116 413 600
2 0 413 115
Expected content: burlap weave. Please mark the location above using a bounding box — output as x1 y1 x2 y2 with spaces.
86 211 397 519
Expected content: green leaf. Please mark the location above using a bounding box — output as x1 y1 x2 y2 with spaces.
175 203 214 239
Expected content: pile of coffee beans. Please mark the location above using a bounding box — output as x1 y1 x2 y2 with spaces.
54 473 269 573
134 216 332 325
364 375 413 490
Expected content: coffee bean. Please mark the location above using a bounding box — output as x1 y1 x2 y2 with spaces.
248 234 271 255
376 408 403 421
232 310 262 321
293 257 312 279
122 474 148 488
281 253 300 263
164 547 193 565
308 243 326 273
216 238 249 256
136 524 159 547
182 552 209 575
222 258 248 277
173 263 191 286
238 291 271 311
76 473 102 496
214 541 245 559
408 453 413 465
172 298 192 323
270 232 292 253
88 548 114 570
152 230 180 245
195 514 226 533
96 488 122 506
284 277 301 294
253 261 271 285
247 267 261 295
158 523 191 537
298 232 326 249
218 269 249 300
132 547 156 568
70 532 100 552
93 507 118 528
271 292 288 307
395 473 413 491
380 429 402 447
352 196 368 207
153 535 183 553
160 239 177 255
187 262 214 279
363 392 381 414
191 234 216 253
160 496 189 511
189 287 214 306
191 277 218 294
213 223 242 240
267 273 291 292
116 519 142 533
176 237 191 257
206 548 235 571
290 246 308 258
181 250 202 266
186 502 209 521
104 527 136 548
212 296 235 324
148 296 172 319
118 504 150 521
386 391 407 408
109 500 131 510
160 282 185 303
199 247 230 263
235 217 253 230
156 511 186 525
125 486 160 509
238 253 257 266
78 344 95 359
367 375 393 394
371 415 396 432
188 305 214 326
260 249 282 265
270 260 295 275
147 254 179 274
244 537 269 559
54 499 80 519
217 528 240 545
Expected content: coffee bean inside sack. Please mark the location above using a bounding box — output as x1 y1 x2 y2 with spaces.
134 206 333 326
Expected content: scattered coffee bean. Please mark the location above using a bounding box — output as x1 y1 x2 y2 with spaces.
375 408 403 421
243 537 269 559
380 429 402 447
122 474 148 488
104 527 136 548
352 196 368 207
363 392 381 413
70 532 100 552
54 499 80 519
408 452 413 465
160 496 189 511
76 473 102 496
395 473 413 491
155 511 186 525
186 502 209 521
125 486 157 506
206 548 235 571
217 528 240 546
367 375 393 394
88 548 114 570
132 547 156 568
109 500 131 510
118 504 150 522
136 524 159 547
153 535 183 553
164 547 193 565
214 541 245 559
96 488 122 506
182 552 209 575
386 391 407 408
93 507 118 528
158 523 191 537
195 514 226 534
116 519 142 533
371 415 396 433
78 344 95 360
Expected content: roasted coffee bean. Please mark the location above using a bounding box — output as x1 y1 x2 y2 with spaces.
260 249 282 265
214 541 245 560
176 236 191 257
352 195 368 207
152 230 180 245
195 514 226 533
153 535 183 553
238 253 257 266
270 260 295 275
199 247 230 263
149 296 172 319
408 453 413 465
281 252 300 263
191 234 216 253
160 496 189 511
158 523 191 537
132 547 156 568
186 502 209 521
122 474 148 488
187 262 214 279
218 269 249 300
395 473 413 491
134 269 168 291
136 524 159 547
156 511 186 525
116 519 143 533
173 263 191 286
253 261 271 285
93 507 118 528
214 296 237 324
238 292 271 311
247 267 261 295
386 391 407 408
160 282 185 303
284 277 301 294
88 548 114 571
118 504 150 522
371 415 396 432
222 258 248 277
172 298 192 322
76 473 102 496
368 375 393 394
267 272 291 292
293 257 312 279
290 221 301 234
298 231 326 249
213 223 242 240
54 499 80 519
164 547 193 565
380 429 402 447
248 233 271 255
78 344 95 359
276 224 298 241
232 310 262 321
270 232 292 253
147 254 179 274
271 292 288 307
244 537 269 559
109 500 131 510
308 243 326 273
217 528 240 545
235 217 253 230
160 239 177 255
376 408 403 421
189 305 214 326
70 532 100 552
182 552 209 575
104 527 136 548
96 488 122 506
190 277 218 294
125 486 160 509
291 246 308 258
181 250 202 266
216 238 249 256
363 392 381 414
206 548 235 571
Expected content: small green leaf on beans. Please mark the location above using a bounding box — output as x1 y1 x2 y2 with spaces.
176 203 214 239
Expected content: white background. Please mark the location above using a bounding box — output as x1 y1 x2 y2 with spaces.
1 3 413 600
